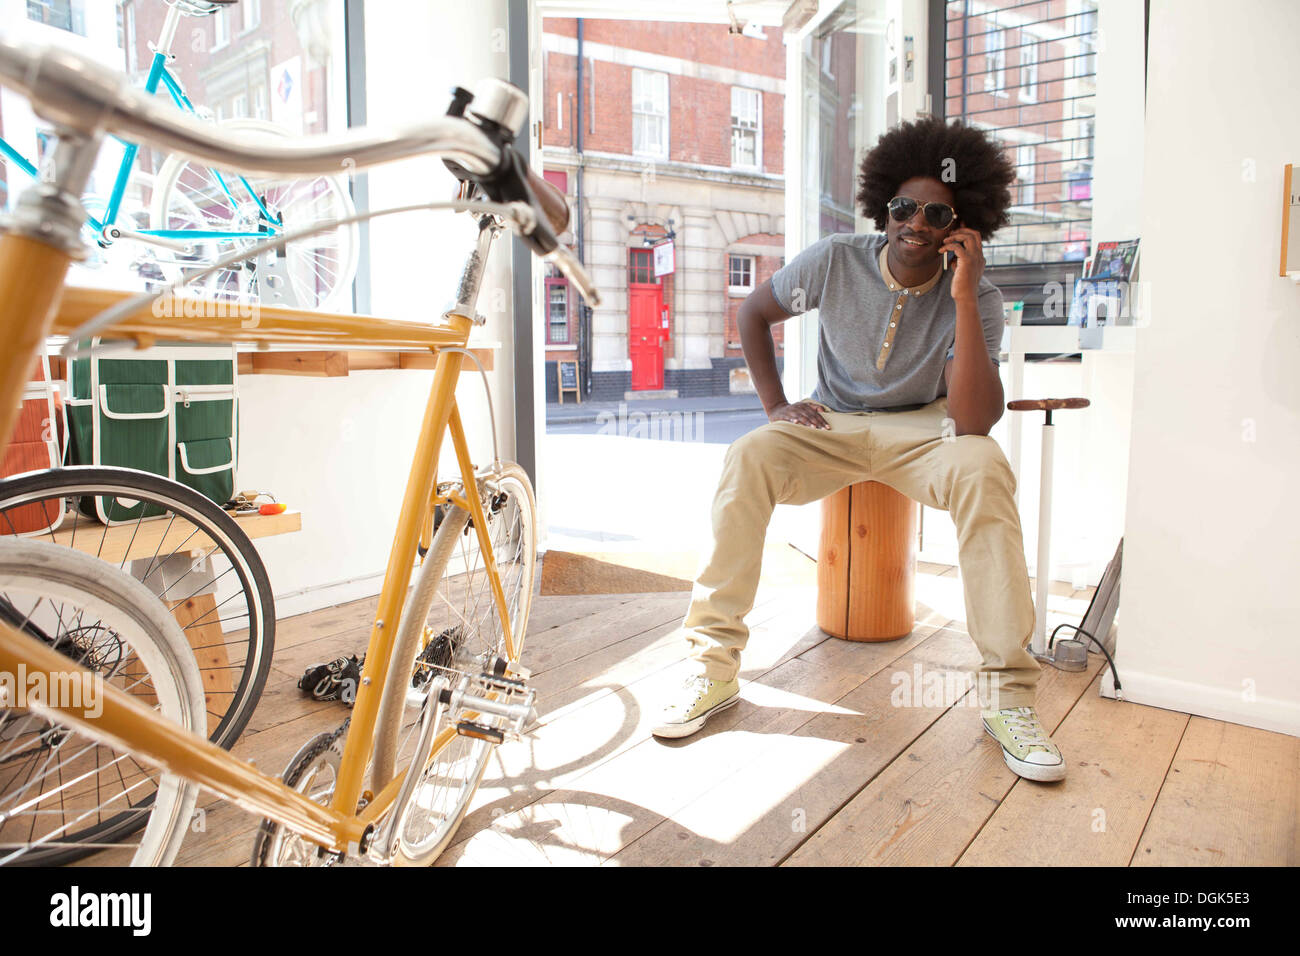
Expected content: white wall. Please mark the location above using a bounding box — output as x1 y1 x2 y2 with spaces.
238 0 518 618
1112 0 1300 735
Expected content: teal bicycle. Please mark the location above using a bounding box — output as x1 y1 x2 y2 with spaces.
0 0 357 310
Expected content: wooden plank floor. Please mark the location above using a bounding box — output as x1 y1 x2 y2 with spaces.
117 555 1298 867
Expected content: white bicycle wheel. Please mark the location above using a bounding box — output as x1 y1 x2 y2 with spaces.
150 118 359 312
0 539 205 866
389 464 537 866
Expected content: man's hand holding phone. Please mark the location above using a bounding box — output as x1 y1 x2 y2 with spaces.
940 222 986 303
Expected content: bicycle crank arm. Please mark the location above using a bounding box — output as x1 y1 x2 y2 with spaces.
369 674 449 864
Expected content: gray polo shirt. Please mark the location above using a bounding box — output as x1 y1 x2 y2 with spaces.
770 232 1005 413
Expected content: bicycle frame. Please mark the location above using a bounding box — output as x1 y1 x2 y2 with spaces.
0 4 282 247
0 218 519 857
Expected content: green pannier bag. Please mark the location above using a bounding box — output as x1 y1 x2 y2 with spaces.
66 341 238 522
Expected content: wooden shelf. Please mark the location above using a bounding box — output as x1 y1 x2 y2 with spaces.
45 509 301 564
234 348 496 377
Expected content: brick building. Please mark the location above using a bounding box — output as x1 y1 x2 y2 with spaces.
541 18 787 401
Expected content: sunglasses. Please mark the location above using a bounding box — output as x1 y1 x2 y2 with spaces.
887 196 958 230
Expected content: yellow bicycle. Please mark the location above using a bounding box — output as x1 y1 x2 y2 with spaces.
0 37 598 866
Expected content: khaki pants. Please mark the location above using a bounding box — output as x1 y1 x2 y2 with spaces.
683 397 1039 709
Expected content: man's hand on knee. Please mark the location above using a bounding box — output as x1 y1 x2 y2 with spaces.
768 399 830 430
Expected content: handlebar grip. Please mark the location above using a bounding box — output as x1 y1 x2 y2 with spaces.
525 167 571 236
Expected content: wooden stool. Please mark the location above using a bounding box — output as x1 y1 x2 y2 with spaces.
816 481 919 642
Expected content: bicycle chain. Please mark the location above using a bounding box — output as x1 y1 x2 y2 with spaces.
249 717 351 867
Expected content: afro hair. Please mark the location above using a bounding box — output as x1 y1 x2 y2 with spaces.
856 117 1016 240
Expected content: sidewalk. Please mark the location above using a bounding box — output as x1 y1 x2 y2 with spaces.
546 393 764 425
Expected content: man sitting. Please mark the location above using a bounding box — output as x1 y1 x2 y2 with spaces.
651 117 1066 783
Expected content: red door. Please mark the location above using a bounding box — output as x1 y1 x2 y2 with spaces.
629 284 664 390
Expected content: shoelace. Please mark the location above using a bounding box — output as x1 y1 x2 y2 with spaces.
669 674 712 711
1000 708 1053 752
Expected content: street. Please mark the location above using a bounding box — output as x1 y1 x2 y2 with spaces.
545 395 770 445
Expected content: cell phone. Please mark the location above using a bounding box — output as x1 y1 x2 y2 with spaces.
942 218 963 271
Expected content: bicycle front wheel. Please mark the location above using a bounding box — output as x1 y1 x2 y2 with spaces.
389 463 537 866
0 539 204 866
149 118 359 312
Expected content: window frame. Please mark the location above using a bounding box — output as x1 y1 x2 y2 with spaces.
984 28 1006 96
212 7 230 50
1018 35 1040 103
730 86 762 170
628 247 659 285
545 275 572 345
631 68 669 159
124 2 136 72
1016 144 1037 206
26 0 84 35
727 254 755 295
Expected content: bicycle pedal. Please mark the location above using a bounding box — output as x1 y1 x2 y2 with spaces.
456 720 505 744
491 657 530 681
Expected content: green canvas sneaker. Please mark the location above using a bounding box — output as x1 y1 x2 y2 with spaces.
651 673 740 739
982 706 1067 782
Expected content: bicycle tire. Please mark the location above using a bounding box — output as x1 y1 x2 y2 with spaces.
383 463 537 866
0 538 204 866
0 467 275 750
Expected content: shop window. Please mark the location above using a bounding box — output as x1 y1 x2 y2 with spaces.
944 0 1098 264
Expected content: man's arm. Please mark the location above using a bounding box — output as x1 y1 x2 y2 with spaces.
739 279 829 429
941 228 1004 436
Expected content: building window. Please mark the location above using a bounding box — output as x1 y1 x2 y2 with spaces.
1019 37 1039 102
26 0 85 35
628 248 658 284
232 93 248 119
632 69 669 158
243 0 260 31
731 88 762 170
1017 144 1036 206
984 29 1005 95
213 7 230 49
546 278 570 344
728 255 755 294
818 111 834 199
124 2 136 72
253 86 267 120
